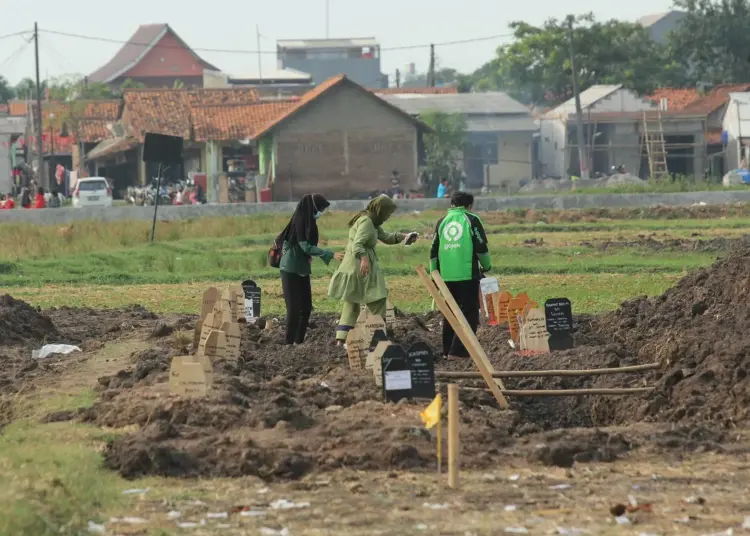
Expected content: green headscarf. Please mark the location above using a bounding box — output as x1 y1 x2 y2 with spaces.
348 195 397 227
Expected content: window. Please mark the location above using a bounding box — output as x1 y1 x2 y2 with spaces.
306 50 347 60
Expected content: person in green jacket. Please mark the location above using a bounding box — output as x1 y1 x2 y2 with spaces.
328 195 418 344
429 191 491 360
278 193 343 345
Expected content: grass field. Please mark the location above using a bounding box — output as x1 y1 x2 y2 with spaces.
2 205 750 535
2 206 748 315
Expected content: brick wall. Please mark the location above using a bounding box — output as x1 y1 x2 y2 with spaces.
275 128 416 201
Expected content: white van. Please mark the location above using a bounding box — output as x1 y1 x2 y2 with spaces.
72 177 113 208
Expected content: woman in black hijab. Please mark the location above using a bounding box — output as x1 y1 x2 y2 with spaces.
277 193 342 344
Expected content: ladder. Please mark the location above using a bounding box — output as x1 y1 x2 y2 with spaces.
642 110 669 179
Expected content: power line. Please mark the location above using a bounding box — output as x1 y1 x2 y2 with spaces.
0 30 31 41
0 36 32 69
38 28 513 55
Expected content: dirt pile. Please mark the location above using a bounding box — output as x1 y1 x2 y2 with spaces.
0 294 58 346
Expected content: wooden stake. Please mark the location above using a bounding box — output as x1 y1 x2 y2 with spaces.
440 386 654 397
448 383 459 488
436 363 661 379
416 266 508 408
436 417 442 475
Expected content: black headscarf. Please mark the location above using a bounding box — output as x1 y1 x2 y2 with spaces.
278 193 330 246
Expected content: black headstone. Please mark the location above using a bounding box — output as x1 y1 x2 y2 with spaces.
369 329 388 351
381 344 412 403
545 298 574 351
241 279 262 324
408 342 436 399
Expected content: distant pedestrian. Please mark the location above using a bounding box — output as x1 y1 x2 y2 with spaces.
3 194 15 209
21 188 31 209
277 193 342 345
437 178 451 198
429 191 491 360
48 188 62 208
34 187 46 209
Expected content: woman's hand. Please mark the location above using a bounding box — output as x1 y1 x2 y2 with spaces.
359 256 370 277
334 252 345 261
404 232 419 246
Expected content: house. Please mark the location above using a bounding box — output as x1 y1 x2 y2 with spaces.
277 38 387 89
89 24 220 89
7 99 120 186
380 92 537 190
721 92 750 170
638 11 686 44
86 76 429 200
0 115 27 193
202 68 315 97
540 84 708 178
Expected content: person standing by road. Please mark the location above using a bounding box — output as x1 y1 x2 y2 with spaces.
328 195 418 344
278 193 342 345
33 187 46 209
429 191 492 360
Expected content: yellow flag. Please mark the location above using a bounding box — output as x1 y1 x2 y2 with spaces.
420 393 442 429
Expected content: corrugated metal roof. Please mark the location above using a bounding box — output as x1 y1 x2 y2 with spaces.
465 115 537 132
277 37 378 49
547 85 623 117
380 92 530 115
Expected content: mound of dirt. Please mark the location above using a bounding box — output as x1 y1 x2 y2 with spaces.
0 294 58 346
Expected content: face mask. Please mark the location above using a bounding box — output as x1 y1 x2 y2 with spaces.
313 211 322 219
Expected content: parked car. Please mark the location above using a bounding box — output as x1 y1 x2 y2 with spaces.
72 177 113 208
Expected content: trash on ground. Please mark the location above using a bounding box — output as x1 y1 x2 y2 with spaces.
423 502 448 510
122 487 150 495
270 499 310 510
32 344 81 359
87 521 106 534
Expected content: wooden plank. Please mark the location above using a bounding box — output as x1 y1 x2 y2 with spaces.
436 363 660 379
440 386 654 397
416 266 508 409
447 383 459 489
431 271 507 390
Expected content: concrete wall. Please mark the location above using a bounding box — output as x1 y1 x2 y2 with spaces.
588 89 657 113
539 118 568 178
488 132 533 188
280 56 385 88
273 83 418 200
5 190 750 225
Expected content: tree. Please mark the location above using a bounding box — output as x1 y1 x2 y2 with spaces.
0 75 14 102
120 78 146 90
14 78 43 100
401 67 462 89
668 0 750 85
47 74 117 101
470 14 677 105
420 111 468 190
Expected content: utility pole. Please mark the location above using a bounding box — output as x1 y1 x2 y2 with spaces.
34 22 45 188
427 44 435 87
256 25 263 84
395 69 401 88
566 16 589 180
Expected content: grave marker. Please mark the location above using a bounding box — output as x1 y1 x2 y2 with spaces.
199 329 228 362
169 356 209 398
494 291 512 325
506 297 527 343
369 329 388 351
385 300 396 328
480 277 500 321
381 344 412 403
346 325 366 371
521 308 550 353
220 321 242 362
363 315 386 347
220 287 240 323
200 287 220 320
193 317 204 349
408 342 436 399
241 280 262 324
229 284 245 321
212 297 233 326
369 340 392 385
545 298 574 351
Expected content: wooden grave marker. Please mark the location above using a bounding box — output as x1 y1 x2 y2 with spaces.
212 297 233 326
199 329 228 362
220 287 240 323
220 321 242 363
480 277 500 323
408 342 436 399
381 344 412 403
385 300 396 329
201 287 220 320
346 325 367 371
193 317 204 349
494 291 512 325
198 312 219 348
369 340 392 386
506 297 527 343
521 308 550 353
545 298 574 350
229 284 245 321
169 356 209 398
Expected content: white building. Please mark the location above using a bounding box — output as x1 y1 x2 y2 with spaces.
722 92 750 170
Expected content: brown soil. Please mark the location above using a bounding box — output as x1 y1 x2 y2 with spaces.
581 233 750 253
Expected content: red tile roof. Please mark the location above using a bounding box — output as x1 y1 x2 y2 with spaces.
646 88 700 111
374 86 458 95
121 89 192 140
192 101 296 142
682 84 750 114
252 74 429 139
88 24 219 83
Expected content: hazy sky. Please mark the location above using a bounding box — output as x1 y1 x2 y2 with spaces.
0 0 674 87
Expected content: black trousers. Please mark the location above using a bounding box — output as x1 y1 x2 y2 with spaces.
280 271 313 344
442 279 480 358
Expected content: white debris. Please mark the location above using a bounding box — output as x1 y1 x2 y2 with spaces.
684 495 706 505
556 528 590 535
122 487 150 495
414 525 428 531
504 527 528 534
270 499 310 510
109 517 147 524
206 512 228 519
549 484 572 490
504 505 517 512
87 521 106 534
257 487 270 495
177 521 200 529
423 503 448 510
260 528 289 536
700 530 733 536
240 510 267 518
743 517 750 529
481 473 497 481
167 511 182 520
32 344 81 359
628 495 638 506
615 516 630 525
508 474 521 481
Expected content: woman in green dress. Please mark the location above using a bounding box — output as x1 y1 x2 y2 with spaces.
328 195 418 344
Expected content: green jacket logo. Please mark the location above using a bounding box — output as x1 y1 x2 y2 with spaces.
442 221 464 242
